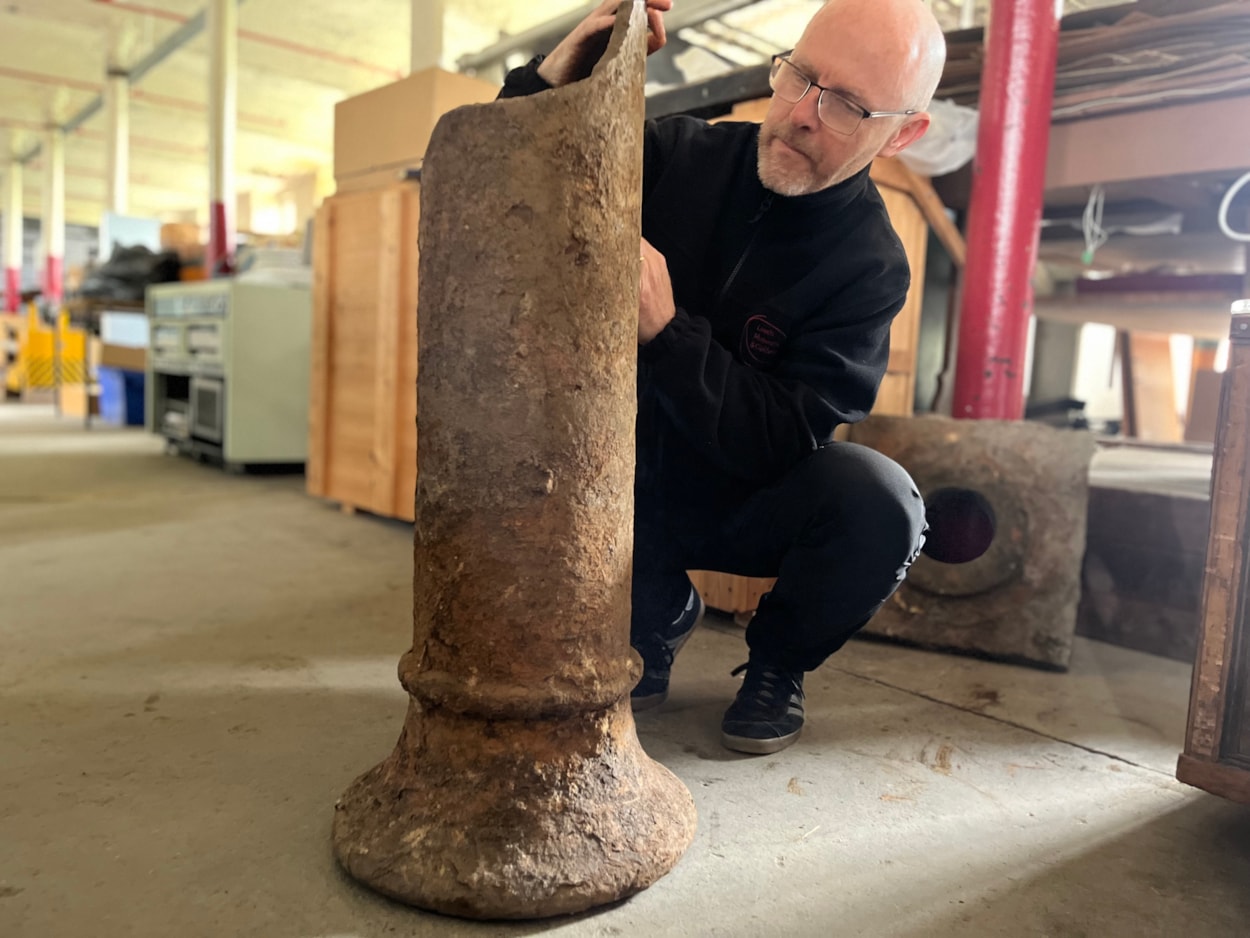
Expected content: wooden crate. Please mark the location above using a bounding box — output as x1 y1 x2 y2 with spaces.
1177 309 1250 804
874 165 929 420
307 182 420 521
688 570 773 620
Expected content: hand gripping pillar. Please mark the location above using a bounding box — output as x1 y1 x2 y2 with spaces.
332 3 697 920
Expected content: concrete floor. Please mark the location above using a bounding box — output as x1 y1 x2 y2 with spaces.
2 403 1248 938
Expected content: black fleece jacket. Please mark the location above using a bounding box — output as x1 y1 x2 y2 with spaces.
498 60 910 512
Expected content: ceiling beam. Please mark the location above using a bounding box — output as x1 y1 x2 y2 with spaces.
1047 94 1250 190
0 65 99 94
458 0 763 71
100 0 401 81
1034 294 1235 341
19 0 250 161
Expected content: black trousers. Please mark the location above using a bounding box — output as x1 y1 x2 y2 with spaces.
631 442 927 672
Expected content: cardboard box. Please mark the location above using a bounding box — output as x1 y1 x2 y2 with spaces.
60 383 99 418
333 68 497 186
99 343 146 372
161 222 203 261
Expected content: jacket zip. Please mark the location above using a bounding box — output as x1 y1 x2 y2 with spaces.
717 194 773 307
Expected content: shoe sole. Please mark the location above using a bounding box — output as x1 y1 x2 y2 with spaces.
629 598 705 713
720 727 802 755
631 690 668 712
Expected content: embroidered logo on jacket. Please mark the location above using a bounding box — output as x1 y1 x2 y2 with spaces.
740 315 787 367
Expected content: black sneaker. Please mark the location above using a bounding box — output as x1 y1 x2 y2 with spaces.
720 659 805 754
631 587 706 711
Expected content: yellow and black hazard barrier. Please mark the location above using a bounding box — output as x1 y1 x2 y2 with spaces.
3 304 88 396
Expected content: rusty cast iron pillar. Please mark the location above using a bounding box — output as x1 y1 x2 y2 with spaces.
332 3 696 920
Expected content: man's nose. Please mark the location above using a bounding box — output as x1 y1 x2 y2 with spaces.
787 88 821 132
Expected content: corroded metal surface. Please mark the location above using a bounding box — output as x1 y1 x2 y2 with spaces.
332 2 696 920
851 415 1097 670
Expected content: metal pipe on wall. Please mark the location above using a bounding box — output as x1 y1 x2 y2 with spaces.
951 0 1062 420
207 0 237 275
3 162 22 312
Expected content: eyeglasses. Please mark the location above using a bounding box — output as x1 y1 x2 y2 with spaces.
769 52 918 136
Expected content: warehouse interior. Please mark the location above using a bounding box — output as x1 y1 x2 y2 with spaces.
3 0 1250 935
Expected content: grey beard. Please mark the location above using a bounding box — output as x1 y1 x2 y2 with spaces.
757 144 818 197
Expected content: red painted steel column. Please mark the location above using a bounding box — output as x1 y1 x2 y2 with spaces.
952 0 1062 420
42 127 66 309
4 162 22 313
207 0 236 275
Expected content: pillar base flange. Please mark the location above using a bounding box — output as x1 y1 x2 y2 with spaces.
333 699 697 920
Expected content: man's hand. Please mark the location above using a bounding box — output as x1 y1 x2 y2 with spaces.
639 237 676 345
537 0 672 89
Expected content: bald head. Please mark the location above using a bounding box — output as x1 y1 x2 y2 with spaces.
801 0 947 110
756 0 947 195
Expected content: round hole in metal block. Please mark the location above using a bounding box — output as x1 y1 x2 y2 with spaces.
922 487 997 565
907 478 1026 599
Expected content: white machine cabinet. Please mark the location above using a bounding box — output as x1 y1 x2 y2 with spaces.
146 280 312 466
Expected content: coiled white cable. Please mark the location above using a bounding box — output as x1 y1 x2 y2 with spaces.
1218 170 1250 243
1082 184 1109 264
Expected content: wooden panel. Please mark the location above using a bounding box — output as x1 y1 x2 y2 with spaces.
876 185 927 419
370 189 403 516
394 190 420 522
898 166 966 268
1120 330 1183 443
1185 369 1223 444
1047 94 1250 190
327 193 384 512
307 181 420 522
1035 295 1234 341
869 156 913 194
1177 754 1250 806
689 570 775 616
874 372 913 417
307 204 334 498
1183 314 1250 768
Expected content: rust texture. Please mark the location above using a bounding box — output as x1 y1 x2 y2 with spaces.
331 2 696 920
850 415 1097 670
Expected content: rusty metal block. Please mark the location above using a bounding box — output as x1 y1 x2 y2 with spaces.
850 415 1097 670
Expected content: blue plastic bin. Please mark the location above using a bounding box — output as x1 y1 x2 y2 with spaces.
98 367 145 426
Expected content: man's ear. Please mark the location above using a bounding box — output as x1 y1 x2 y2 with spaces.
878 113 931 159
